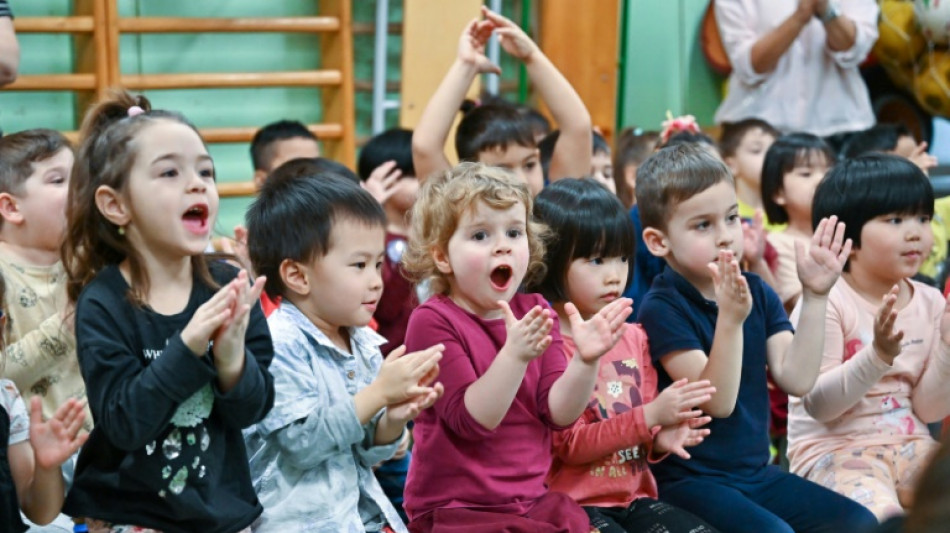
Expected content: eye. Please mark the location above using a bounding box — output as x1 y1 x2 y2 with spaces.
695 221 710 231
621 256 630 263
525 161 537 171
353 261 367 270
376 261 384 271
506 228 523 239
920 215 932 224
159 168 179 178
49 173 66 185
472 230 488 241
886 217 902 225
200 167 215 180
590 257 604 265
727 213 741 224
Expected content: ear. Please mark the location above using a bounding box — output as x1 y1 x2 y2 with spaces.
0 192 23 226
432 246 453 275
772 188 787 207
623 165 637 191
94 185 131 227
279 258 310 297
253 169 267 190
642 227 671 258
723 155 739 177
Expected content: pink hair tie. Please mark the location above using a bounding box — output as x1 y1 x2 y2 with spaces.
127 105 145 117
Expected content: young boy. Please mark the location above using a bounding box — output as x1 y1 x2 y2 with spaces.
539 130 614 193
249 119 320 188
412 6 591 194
243 169 445 532
0 129 90 431
719 119 781 230
635 143 877 533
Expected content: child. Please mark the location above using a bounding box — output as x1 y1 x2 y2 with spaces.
539 130 614 192
411 6 591 194
357 128 421 356
761 133 836 311
243 170 443 532
613 127 660 209
249 119 320 188
719 118 781 230
1 272 89 532
530 178 718 533
0 129 92 433
787 154 950 520
400 163 631 532
635 143 877 533
61 91 275 532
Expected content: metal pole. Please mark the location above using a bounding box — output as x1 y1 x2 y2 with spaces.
485 0 502 96
371 0 390 134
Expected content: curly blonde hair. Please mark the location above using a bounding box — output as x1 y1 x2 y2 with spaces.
404 162 547 296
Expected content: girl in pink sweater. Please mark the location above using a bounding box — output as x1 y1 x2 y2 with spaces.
530 178 718 533
788 154 950 520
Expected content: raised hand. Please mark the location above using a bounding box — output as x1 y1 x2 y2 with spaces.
909 141 938 175
361 160 402 206
795 216 852 297
373 344 445 405
565 297 633 363
873 285 904 365
212 271 266 370
499 301 553 363
458 16 500 74
708 250 753 324
29 396 88 470
645 378 716 427
481 6 539 62
741 210 768 268
654 415 712 460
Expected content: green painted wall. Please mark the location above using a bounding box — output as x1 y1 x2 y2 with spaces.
618 0 724 132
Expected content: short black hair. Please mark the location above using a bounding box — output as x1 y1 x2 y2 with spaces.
529 178 635 303
246 170 386 298
538 130 610 182
761 133 836 224
840 123 913 159
250 120 317 171
520 106 551 139
269 157 359 185
357 128 415 180
455 104 536 162
812 154 933 253
718 118 779 158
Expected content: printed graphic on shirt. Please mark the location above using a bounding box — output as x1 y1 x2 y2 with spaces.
587 357 649 479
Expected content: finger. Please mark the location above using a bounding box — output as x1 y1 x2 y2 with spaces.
819 215 836 248
811 217 828 247
677 409 705 420
536 335 552 354
564 301 582 330
753 208 764 230
481 5 512 26
497 300 517 326
829 221 846 255
233 225 249 245
246 275 266 304
672 446 691 460
707 261 722 287
383 345 408 363
838 238 853 265
689 415 712 428
370 160 398 181
29 396 45 426
668 378 688 390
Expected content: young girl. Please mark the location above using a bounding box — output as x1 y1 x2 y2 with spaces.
529 178 718 533
760 133 836 311
401 163 632 532
1 273 88 532
60 91 275 532
788 154 950 520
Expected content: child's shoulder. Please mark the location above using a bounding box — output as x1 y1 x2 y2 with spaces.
207 259 241 285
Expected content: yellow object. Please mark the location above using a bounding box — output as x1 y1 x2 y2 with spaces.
920 196 950 280
913 50 950 117
877 1 925 65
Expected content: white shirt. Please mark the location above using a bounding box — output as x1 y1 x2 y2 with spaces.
714 0 879 136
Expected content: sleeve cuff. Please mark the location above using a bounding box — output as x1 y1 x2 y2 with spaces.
149 334 217 402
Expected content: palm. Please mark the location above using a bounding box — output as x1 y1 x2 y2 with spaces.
572 315 614 364
31 419 78 469
797 217 851 296
654 422 690 457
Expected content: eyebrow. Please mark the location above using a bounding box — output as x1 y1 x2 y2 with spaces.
150 153 213 165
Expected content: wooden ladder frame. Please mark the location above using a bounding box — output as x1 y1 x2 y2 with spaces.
6 0 355 198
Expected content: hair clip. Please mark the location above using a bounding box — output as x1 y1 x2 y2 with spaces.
660 111 699 144
633 127 644 136
127 105 146 117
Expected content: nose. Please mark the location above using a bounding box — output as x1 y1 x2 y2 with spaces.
493 235 512 255
187 170 207 192
716 222 734 248
906 220 924 241
369 267 383 291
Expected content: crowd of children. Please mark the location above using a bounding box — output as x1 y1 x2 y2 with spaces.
4 5 950 533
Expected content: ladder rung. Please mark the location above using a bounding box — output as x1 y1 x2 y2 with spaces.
13 17 96 33
201 124 343 143
5 74 97 91
121 70 342 90
117 16 340 34
217 181 257 198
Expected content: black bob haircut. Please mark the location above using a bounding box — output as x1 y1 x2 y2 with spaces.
529 178 635 303
761 133 836 225
455 103 536 162
358 128 415 180
250 120 317 171
812 153 933 252
246 170 386 299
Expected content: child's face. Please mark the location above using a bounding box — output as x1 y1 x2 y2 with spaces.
726 128 775 188
297 219 386 334
122 120 219 261
566 255 629 318
850 213 933 285
477 145 543 197
892 134 918 159
265 137 321 173
774 155 830 226
591 150 615 193
11 147 73 252
647 180 743 293
436 200 530 319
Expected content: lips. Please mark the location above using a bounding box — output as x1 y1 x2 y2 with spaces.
601 291 619 301
182 203 210 235
490 265 513 291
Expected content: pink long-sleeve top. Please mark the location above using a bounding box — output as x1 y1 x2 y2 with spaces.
787 278 950 477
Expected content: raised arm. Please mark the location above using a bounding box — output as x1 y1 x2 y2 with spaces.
482 7 591 181
822 0 879 59
412 17 500 183
0 10 19 86
716 0 814 80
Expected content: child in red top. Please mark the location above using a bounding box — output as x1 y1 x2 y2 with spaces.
530 178 718 533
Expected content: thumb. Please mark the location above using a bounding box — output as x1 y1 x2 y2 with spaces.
564 302 582 328
707 261 722 286
29 396 44 426
384 345 407 362
497 300 516 326
670 377 688 389
234 225 248 245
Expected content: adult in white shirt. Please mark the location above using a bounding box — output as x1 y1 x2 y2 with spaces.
714 0 879 137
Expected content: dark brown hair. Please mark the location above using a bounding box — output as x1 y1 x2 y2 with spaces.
63 89 217 304
0 128 71 195
613 128 660 208
718 118 779 158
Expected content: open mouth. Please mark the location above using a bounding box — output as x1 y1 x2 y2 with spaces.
490 265 513 291
182 204 210 234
